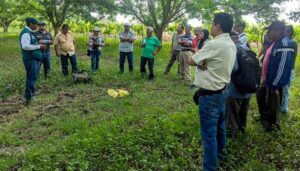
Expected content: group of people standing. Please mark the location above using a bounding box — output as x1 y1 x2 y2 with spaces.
19 13 298 171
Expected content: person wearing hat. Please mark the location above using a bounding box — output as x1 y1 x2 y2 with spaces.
280 25 298 113
87 26 104 74
256 21 294 131
34 22 53 78
54 24 78 77
119 22 136 73
19 17 46 105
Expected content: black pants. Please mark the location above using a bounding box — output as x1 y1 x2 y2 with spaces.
120 52 133 73
140 57 154 79
256 81 281 131
60 54 78 76
226 97 250 137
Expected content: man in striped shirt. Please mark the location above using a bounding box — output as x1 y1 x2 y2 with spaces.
119 23 136 73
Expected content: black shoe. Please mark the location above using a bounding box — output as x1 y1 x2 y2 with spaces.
148 78 155 82
25 99 32 106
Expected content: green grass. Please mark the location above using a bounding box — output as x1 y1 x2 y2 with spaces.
0 33 300 170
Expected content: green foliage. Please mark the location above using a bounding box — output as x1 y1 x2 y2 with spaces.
0 0 25 32
23 0 114 35
119 0 195 40
293 25 300 43
289 7 300 22
67 20 146 37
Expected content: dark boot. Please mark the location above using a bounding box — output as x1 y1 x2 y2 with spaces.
269 90 281 130
256 86 267 121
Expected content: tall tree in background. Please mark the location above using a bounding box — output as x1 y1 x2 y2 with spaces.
119 0 195 41
217 0 287 24
289 8 300 22
25 0 114 35
192 0 288 24
0 0 24 33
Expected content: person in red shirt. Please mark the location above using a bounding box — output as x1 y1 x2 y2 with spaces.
192 27 203 53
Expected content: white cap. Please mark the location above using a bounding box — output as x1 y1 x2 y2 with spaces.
93 26 100 31
124 22 131 27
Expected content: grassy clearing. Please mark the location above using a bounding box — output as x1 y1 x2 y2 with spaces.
0 33 300 170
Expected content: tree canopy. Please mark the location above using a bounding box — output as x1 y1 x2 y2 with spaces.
0 0 24 33
119 0 195 41
24 0 114 35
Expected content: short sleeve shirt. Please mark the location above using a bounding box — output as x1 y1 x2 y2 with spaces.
88 35 104 51
119 31 136 52
192 33 237 91
54 32 75 56
142 36 161 58
34 31 52 52
179 33 193 51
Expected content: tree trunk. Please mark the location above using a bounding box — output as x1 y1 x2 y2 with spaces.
154 25 166 42
2 22 9 33
54 26 60 36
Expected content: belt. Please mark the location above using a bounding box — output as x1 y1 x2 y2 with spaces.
181 49 192 52
198 86 227 96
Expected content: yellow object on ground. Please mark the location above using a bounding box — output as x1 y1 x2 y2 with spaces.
118 89 129 97
107 89 119 98
107 89 130 98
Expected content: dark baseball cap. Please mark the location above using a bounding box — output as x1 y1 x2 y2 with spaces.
266 21 285 31
25 17 41 25
38 22 46 26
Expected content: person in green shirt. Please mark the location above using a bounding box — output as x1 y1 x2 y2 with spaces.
141 27 162 80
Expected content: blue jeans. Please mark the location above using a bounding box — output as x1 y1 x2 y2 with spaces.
199 92 226 171
23 59 40 100
39 52 51 77
90 50 101 72
120 52 133 73
280 69 295 112
60 54 78 76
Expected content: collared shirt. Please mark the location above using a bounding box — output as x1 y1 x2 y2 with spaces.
171 33 183 51
239 33 248 47
54 31 75 56
119 31 136 52
179 33 193 51
192 33 237 91
21 26 41 51
141 36 161 58
193 40 208 87
34 30 52 52
88 35 104 51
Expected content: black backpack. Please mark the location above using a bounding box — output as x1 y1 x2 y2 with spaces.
231 47 261 93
